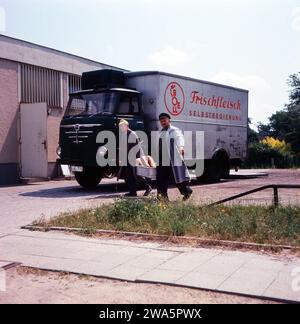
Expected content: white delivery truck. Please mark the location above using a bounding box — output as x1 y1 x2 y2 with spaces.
58 70 248 188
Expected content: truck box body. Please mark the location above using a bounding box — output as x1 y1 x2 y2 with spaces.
126 71 248 161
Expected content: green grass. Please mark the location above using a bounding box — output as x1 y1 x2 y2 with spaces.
34 199 300 247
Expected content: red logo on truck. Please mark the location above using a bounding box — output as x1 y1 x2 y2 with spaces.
164 82 185 116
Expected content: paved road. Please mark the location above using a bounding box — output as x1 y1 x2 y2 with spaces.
0 169 300 302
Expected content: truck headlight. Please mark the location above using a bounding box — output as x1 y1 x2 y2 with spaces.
98 146 108 157
56 145 62 157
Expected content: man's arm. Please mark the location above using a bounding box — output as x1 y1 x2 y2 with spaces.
173 128 185 156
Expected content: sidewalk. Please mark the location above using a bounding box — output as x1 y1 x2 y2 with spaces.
1 229 299 302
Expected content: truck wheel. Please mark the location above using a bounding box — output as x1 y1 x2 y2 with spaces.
202 159 222 183
74 167 103 189
197 153 229 183
221 160 230 179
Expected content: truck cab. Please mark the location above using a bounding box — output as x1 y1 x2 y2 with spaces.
58 70 144 188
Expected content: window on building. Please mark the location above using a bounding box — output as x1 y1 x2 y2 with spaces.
20 64 62 108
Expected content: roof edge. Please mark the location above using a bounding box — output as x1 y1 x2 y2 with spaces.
126 71 249 93
0 33 129 72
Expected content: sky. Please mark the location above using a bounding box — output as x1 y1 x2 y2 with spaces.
0 0 299 125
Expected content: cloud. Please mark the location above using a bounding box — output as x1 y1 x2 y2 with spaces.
212 71 273 124
212 71 271 92
148 46 189 67
291 7 300 32
0 7 5 32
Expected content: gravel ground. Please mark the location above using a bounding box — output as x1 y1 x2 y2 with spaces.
0 267 279 304
186 169 300 205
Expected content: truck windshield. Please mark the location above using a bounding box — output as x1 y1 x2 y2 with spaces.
65 92 118 117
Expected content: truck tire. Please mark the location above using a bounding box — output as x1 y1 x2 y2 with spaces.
197 152 229 183
199 159 222 183
221 159 230 179
75 167 103 189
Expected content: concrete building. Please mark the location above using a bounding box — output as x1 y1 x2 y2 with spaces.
0 34 125 185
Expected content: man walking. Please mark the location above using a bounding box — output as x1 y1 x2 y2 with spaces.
156 113 193 201
118 119 152 197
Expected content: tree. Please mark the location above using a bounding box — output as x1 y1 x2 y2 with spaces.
257 72 300 154
257 122 271 139
282 73 300 153
288 73 300 107
247 118 259 143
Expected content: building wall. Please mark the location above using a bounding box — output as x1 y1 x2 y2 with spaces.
0 59 19 184
47 114 63 163
0 35 126 185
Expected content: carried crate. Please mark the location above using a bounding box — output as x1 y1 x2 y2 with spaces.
136 166 157 180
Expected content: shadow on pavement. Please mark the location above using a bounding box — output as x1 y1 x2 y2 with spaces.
18 178 240 199
19 182 128 199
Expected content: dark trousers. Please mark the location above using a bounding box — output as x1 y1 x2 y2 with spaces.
125 166 151 194
157 165 190 198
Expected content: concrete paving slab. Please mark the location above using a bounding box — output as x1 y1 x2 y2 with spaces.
193 254 247 277
126 250 180 270
217 267 279 296
176 271 229 290
38 258 86 273
219 250 260 260
67 248 114 262
138 269 186 284
263 265 300 302
104 265 149 281
23 245 80 259
157 250 220 272
98 252 143 266
243 257 287 272
115 241 163 250
72 261 122 277
18 255 60 268
17 230 164 251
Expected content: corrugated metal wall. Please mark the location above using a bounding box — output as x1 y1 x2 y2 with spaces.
20 64 61 108
68 74 81 93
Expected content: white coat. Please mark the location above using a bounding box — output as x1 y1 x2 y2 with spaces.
158 125 190 184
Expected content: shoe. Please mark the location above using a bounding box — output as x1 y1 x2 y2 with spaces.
124 192 137 197
183 187 193 201
143 187 153 197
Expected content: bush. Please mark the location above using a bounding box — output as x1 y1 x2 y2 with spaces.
245 141 300 168
261 137 292 153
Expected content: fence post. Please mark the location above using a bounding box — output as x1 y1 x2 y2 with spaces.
273 187 279 207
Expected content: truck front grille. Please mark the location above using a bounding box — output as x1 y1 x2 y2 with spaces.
65 130 93 144
60 124 101 144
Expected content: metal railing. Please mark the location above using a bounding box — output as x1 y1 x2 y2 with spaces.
208 184 300 207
